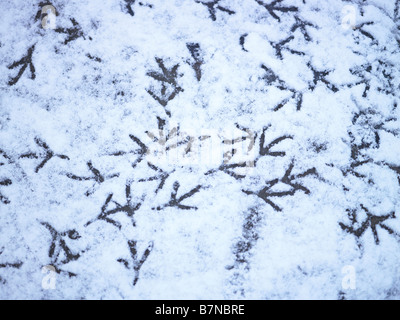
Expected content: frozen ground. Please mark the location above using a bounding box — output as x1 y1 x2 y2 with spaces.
0 0 399 300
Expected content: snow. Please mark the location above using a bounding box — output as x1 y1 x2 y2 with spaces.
0 0 399 300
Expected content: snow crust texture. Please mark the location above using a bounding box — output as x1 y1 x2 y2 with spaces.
0 0 400 300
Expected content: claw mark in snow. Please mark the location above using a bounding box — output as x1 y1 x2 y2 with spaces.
8 45 36 86
118 240 154 286
20 137 69 173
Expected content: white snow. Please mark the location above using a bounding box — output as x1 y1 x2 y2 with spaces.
0 0 399 300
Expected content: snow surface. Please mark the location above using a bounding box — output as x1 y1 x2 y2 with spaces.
0 0 399 300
